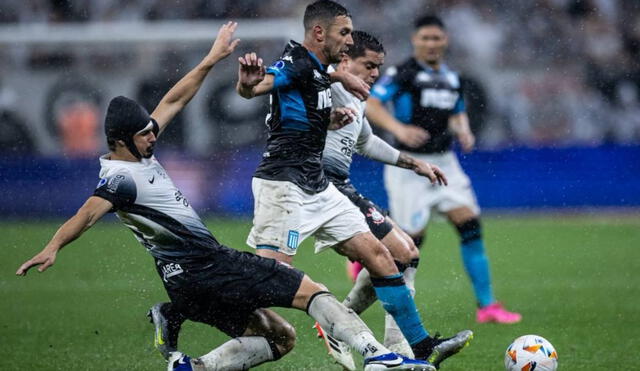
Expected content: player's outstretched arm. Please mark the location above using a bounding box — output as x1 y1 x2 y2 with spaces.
236 52 274 98
448 112 475 152
16 196 113 276
366 96 430 148
354 119 446 185
151 21 241 133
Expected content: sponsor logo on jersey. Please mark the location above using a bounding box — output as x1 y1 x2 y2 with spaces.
282 55 293 63
419 88 459 110
340 137 355 157
161 262 184 282
313 69 323 81
107 174 125 193
97 178 107 188
148 175 155 184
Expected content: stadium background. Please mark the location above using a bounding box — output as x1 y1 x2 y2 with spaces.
2 1 639 370
1 0 639 216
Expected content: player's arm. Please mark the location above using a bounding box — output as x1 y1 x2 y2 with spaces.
236 53 274 98
16 196 113 276
448 112 475 153
151 21 240 133
356 119 447 185
366 96 429 148
330 64 370 101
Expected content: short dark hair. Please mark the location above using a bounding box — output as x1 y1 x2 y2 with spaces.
303 0 351 31
346 30 385 59
414 14 445 30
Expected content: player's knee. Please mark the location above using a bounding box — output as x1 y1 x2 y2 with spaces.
270 321 296 356
292 275 328 310
250 309 296 357
382 228 418 264
455 217 482 244
411 232 425 249
362 240 397 276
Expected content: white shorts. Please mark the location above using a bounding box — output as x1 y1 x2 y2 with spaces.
246 177 370 255
384 151 480 234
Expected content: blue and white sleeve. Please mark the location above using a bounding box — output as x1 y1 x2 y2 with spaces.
371 66 400 103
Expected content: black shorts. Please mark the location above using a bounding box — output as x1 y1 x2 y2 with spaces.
331 178 394 240
156 247 304 337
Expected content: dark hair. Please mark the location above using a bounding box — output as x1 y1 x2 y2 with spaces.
303 0 351 31
346 30 385 59
414 14 445 30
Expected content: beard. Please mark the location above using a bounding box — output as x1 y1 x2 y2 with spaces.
143 146 154 158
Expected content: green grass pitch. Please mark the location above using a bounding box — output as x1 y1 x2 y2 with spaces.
2 215 639 370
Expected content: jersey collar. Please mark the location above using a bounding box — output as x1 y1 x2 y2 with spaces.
307 49 326 71
414 58 449 74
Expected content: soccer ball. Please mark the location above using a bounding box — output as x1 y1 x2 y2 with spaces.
504 334 558 371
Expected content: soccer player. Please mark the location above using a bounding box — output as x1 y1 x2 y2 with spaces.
366 14 522 324
15 22 434 371
236 0 471 366
317 29 474 368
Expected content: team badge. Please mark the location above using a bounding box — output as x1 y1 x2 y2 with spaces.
287 230 300 249
366 207 385 225
271 60 285 70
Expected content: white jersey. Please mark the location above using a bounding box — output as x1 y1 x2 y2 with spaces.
94 155 221 263
323 81 400 180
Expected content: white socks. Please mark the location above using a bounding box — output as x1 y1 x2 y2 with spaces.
308 292 389 358
192 336 274 371
343 268 377 314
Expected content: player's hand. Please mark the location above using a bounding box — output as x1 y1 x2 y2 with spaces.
413 161 448 186
329 107 357 130
457 130 475 153
16 248 57 276
208 21 241 62
395 124 430 148
238 52 266 88
332 66 370 101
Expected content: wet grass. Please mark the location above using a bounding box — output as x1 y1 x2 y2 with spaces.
2 215 639 370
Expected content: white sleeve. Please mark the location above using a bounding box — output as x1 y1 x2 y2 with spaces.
355 118 400 165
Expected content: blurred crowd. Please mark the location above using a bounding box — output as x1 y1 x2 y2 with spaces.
1 0 639 157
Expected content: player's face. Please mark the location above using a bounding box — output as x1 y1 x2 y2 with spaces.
133 128 156 158
324 15 354 64
412 25 448 65
347 50 385 85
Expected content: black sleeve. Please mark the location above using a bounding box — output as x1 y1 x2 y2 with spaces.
93 171 137 211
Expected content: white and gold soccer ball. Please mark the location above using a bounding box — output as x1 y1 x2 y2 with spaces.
504 335 558 371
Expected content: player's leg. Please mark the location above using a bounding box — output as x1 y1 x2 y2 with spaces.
189 309 295 371
337 232 471 365
379 222 421 356
447 207 522 324
148 302 187 360
294 275 436 370
437 151 521 324
339 205 419 355
246 178 321 265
